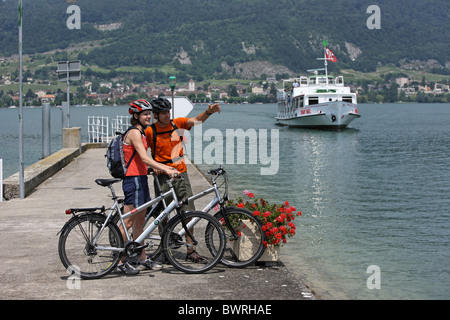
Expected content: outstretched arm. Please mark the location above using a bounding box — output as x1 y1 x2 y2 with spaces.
187 103 221 128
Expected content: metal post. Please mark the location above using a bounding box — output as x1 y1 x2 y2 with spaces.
171 93 175 120
18 0 24 199
42 103 51 158
62 101 70 129
1 158 3 202
66 62 70 127
169 76 176 119
57 60 80 128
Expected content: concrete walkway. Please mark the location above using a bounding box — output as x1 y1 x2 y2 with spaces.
0 147 315 300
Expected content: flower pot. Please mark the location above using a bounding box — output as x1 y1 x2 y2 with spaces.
230 220 263 261
258 245 280 263
229 220 280 264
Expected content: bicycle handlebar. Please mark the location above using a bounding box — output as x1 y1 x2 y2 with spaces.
148 167 181 179
208 166 226 176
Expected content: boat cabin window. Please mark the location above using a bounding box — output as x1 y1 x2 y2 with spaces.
308 97 319 106
318 77 327 85
292 96 304 108
343 96 353 103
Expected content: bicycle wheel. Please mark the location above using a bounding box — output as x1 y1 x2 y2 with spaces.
214 207 266 267
162 211 225 274
58 213 123 279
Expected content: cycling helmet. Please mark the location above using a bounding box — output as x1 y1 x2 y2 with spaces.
128 99 152 115
150 98 172 113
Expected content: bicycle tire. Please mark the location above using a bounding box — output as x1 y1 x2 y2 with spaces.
58 213 123 280
214 207 266 268
162 211 226 274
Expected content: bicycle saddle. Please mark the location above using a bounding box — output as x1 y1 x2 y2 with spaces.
95 178 122 187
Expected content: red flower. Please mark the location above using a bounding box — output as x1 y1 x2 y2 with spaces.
227 191 302 247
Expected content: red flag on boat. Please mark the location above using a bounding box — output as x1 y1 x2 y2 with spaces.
325 47 337 62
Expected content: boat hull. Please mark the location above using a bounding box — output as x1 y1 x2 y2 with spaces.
275 101 360 130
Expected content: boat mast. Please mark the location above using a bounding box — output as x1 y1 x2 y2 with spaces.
308 40 329 83
324 44 328 79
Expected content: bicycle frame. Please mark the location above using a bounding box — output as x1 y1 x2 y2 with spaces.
142 172 222 239
172 168 239 240
94 168 231 253
92 178 193 252
177 178 222 233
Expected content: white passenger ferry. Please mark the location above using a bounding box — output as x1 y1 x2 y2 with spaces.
275 47 360 130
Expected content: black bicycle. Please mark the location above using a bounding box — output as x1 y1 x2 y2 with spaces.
142 166 266 268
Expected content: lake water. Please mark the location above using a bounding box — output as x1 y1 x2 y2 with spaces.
1 103 449 300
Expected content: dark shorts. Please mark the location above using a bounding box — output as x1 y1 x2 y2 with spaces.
123 176 151 208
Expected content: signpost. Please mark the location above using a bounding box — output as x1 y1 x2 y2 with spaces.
56 60 81 127
18 0 24 199
169 76 176 120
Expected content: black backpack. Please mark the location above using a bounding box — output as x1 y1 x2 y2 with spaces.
106 126 140 179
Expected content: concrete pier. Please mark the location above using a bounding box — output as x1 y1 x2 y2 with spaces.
0 147 315 301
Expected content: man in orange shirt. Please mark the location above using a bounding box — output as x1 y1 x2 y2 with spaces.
145 97 221 262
